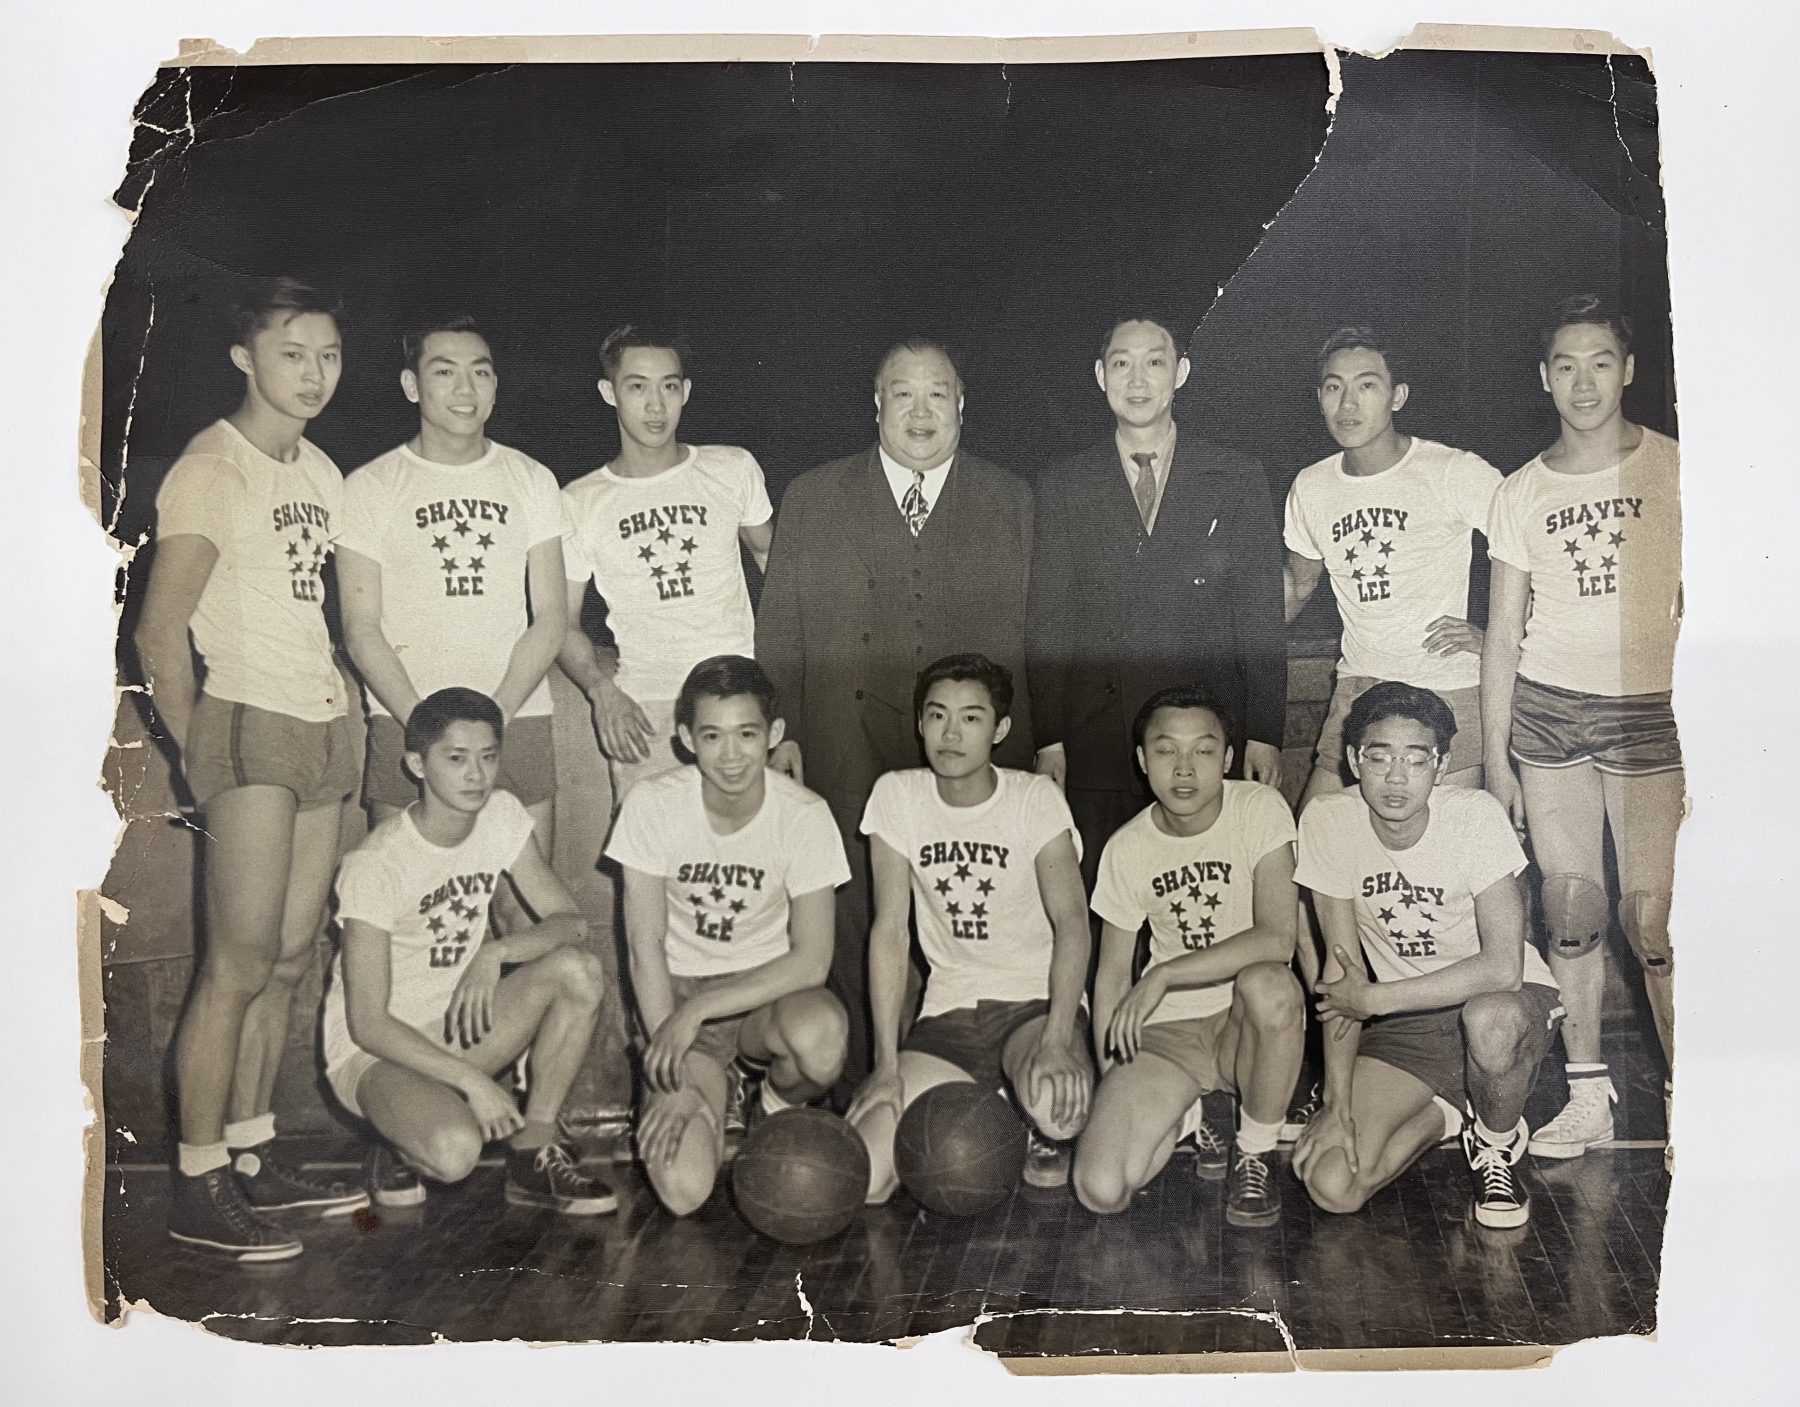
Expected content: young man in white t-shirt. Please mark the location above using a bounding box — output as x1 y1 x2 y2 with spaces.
850 654 1092 1198
559 327 775 809
606 656 850 1216
338 315 569 873
1293 682 1564 1229
1072 687 1303 1229
324 688 615 1217
1481 296 1682 1165
135 278 368 1262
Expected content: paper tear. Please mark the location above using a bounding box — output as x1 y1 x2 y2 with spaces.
794 1270 815 1336
95 894 129 925
1603 55 1648 182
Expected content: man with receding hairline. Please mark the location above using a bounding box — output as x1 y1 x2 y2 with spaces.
758 338 1035 1096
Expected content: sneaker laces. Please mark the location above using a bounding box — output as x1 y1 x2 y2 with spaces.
1469 1141 1520 1202
1541 1076 1616 1133
257 1144 348 1193
1195 1119 1229 1156
533 1143 596 1190
1233 1150 1273 1196
205 1169 266 1237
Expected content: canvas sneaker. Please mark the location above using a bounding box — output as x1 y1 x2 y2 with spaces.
1527 1075 1617 1159
1022 1129 1072 1189
1464 1119 1531 1229
1279 1079 1322 1144
234 1141 369 1215
168 1167 304 1262
504 1143 619 1216
1224 1148 1280 1228
365 1144 426 1209
1185 1104 1230 1182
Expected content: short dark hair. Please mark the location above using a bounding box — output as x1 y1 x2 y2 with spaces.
1316 325 1404 388
913 653 1014 722
1132 685 1235 752
1342 680 1456 756
1539 294 1633 361
404 687 504 757
402 313 487 373
1097 315 1189 363
873 337 962 393
676 655 778 731
600 325 688 382
230 277 346 347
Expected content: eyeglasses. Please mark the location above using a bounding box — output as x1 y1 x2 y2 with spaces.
1356 746 1440 773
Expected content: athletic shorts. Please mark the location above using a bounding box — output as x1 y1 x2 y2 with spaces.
1509 675 1682 776
184 695 358 811
1135 1009 1233 1095
328 1026 462 1120
903 998 1091 1089
1315 673 1483 777
648 972 820 1071
364 712 557 809
1358 983 1564 1110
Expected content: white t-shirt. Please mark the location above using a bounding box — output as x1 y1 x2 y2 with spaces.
1091 781 1297 1024
1284 438 1501 691
1294 787 1554 991
322 789 538 1077
861 768 1081 1019
605 767 850 978
1486 428 1682 698
339 440 568 718
153 419 347 722
563 445 774 703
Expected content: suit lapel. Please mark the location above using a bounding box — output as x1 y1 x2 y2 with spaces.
1088 441 1147 553
839 446 907 574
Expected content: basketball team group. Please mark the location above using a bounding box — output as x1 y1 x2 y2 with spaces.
131 279 1681 1262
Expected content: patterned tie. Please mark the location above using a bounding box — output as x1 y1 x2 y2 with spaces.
1130 451 1159 532
902 469 931 537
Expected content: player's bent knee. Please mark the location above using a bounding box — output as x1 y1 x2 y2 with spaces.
1541 873 1609 960
779 991 849 1082
1236 961 1304 1028
536 946 605 1006
412 1123 484 1184
1072 1151 1131 1215
1462 990 1534 1067
1302 1154 1368 1216
1619 891 1674 978
650 1158 717 1217
199 942 282 1001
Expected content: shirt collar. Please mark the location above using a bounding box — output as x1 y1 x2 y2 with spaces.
877 444 955 505
1115 423 1179 484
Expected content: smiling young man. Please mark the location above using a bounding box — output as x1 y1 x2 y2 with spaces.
338 315 570 869
606 656 851 1215
559 327 775 809
1292 683 1563 1229
1481 296 1683 1165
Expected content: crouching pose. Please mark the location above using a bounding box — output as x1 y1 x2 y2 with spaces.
323 688 616 1216
1293 682 1563 1228
1073 688 1304 1228
607 656 851 1215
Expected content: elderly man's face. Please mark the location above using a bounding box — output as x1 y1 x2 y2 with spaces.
876 347 963 473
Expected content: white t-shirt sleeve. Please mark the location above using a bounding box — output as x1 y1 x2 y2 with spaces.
737 448 775 529
602 784 671 875
155 453 242 548
1460 791 1530 896
1022 773 1083 864
859 774 906 848
1445 450 1504 537
335 466 386 560
489 790 541 871
1293 800 1354 898
521 457 568 549
560 484 593 582
1484 472 1532 571
784 796 852 895
1090 829 1145 933
1282 477 1324 559
335 849 403 932
1245 785 1300 866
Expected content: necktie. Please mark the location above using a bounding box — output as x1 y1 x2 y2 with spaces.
902 469 931 537
1130 451 1159 532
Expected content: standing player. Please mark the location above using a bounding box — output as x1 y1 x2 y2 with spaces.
849 655 1091 1196
606 656 851 1216
559 327 774 807
1072 688 1303 1228
1293 683 1564 1228
134 278 368 1260
1284 326 1499 811
1482 296 1682 1163
323 688 616 1216
338 314 569 875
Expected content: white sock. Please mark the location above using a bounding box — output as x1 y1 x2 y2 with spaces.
178 1141 230 1177
1474 1115 1523 1150
224 1112 276 1150
1235 1112 1283 1157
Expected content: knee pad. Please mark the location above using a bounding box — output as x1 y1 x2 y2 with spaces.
1619 891 1674 976
1541 873 1609 959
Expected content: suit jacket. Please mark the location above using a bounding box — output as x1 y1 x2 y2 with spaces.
757 446 1035 819
1027 432 1287 794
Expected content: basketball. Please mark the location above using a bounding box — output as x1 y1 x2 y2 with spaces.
894 1082 1027 1217
731 1107 871 1245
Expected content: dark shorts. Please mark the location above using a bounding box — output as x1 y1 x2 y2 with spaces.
1316 673 1483 777
903 998 1091 1089
184 695 358 811
1509 675 1682 777
1359 983 1564 1108
365 712 558 808
1135 1009 1233 1095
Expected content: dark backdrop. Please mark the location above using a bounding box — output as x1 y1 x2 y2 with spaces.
102 49 1668 646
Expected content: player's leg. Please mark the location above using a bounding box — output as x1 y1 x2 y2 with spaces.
854 1050 972 1205
356 1060 490 1185
741 986 849 1112
1072 1049 1203 1214
641 1050 733 1216
1211 962 1305 1225
1519 759 1617 1157
1602 766 1682 1066
1438 685 1486 790
1000 1010 1093 1144
1459 986 1563 1227
493 716 559 931
1299 1056 1446 1215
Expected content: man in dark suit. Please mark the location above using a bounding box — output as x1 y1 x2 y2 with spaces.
1029 316 1287 879
757 339 1035 1095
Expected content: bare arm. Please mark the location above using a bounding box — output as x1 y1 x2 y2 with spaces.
622 865 677 1040
1293 894 1363 1180
556 576 653 762
337 546 422 724
1480 559 1532 827
133 534 216 753
487 831 588 963
1033 833 1091 1045
1090 921 1136 1072
865 838 915 1074
1329 873 1527 1021
342 920 495 1093
489 537 569 720
1283 547 1325 624
738 519 773 576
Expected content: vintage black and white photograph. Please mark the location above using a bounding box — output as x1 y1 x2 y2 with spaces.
80 21 1698 1369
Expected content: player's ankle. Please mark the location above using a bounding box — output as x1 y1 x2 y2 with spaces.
509 1119 559 1152
224 1112 277 1150
177 1140 231 1178
1234 1111 1283 1158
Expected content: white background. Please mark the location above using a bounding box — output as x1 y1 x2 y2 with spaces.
7 2 1794 1401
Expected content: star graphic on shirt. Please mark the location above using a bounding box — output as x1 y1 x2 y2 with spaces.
637 544 655 562
710 886 726 904
971 902 987 919
1601 554 1617 571
300 526 312 543
1359 528 1375 545
1398 890 1422 910
1584 521 1602 539
433 535 449 552
1573 558 1590 574
977 878 994 896
1609 530 1626 547
1351 568 1365 582
650 565 666 580
954 863 972 881
469 557 485 573
676 560 692 578
1563 539 1580 557
1170 900 1186 918
1202 891 1221 910
1373 564 1388 579
1378 907 1396 924
657 526 674 544
1188 884 1205 902
688 892 705 908
1343 547 1358 565
477 533 494 550
452 927 472 945
1413 928 1434 943
680 537 698 554
730 898 747 914
285 541 299 558
426 914 445 933
442 556 459 572
454 520 473 537
1197 914 1216 937
946 901 962 917
1379 539 1395 557
290 562 305 576
934 877 951 896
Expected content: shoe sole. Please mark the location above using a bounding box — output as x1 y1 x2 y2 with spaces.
1474 1202 1531 1230
371 1185 427 1209
168 1228 303 1262
1526 1134 1613 1160
1194 1161 1227 1183
504 1185 619 1216
1225 1205 1280 1229
1021 1168 1070 1190
248 1191 372 1217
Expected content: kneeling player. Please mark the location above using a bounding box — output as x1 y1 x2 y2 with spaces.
1293 683 1563 1228
323 688 616 1216
850 654 1093 1197
607 656 851 1216
1073 688 1304 1228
